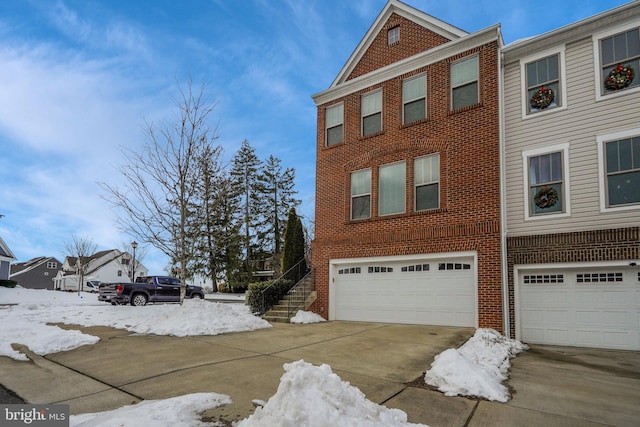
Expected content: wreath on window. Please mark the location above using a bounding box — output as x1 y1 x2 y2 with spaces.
530 86 555 110
534 185 558 209
605 63 635 91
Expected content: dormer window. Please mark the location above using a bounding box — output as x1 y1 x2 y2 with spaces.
388 26 400 45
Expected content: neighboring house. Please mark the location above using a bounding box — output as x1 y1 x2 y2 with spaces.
310 0 504 330
0 236 16 281
54 249 148 291
502 2 640 350
10 257 63 289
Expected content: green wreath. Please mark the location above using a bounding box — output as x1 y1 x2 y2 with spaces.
605 63 635 91
534 186 558 209
530 86 555 110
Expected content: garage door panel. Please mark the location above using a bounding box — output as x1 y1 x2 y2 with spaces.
334 257 475 327
519 268 640 350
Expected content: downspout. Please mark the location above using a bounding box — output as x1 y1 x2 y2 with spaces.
498 30 511 338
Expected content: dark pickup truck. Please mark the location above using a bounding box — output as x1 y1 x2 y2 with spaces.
98 276 205 306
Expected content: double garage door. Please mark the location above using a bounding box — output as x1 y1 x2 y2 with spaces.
517 266 640 350
331 255 476 327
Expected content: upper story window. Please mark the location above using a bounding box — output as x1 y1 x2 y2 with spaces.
604 136 640 207
598 27 640 97
414 154 440 211
325 103 344 146
451 55 479 110
46 262 57 269
379 162 406 216
361 90 382 136
525 147 569 218
351 169 371 220
388 26 400 45
526 53 561 114
403 74 426 124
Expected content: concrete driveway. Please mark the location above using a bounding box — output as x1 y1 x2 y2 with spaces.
0 321 638 426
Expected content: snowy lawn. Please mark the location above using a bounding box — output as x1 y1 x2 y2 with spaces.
0 287 527 426
0 287 270 361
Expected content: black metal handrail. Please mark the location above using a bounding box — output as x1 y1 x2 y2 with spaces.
286 269 315 317
258 258 308 314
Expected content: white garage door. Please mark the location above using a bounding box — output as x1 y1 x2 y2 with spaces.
518 267 640 350
332 258 476 327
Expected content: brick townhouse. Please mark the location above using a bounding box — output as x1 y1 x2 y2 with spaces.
310 0 504 331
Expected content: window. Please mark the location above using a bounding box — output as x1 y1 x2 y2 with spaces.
451 55 479 110
117 270 122 277
388 26 400 45
46 262 57 269
526 54 561 114
523 274 564 284
528 151 564 216
351 169 371 220
414 154 439 211
576 272 623 283
604 136 640 207
438 263 471 270
326 103 343 146
403 74 426 124
599 27 640 96
362 90 382 136
379 162 406 216
121 258 130 265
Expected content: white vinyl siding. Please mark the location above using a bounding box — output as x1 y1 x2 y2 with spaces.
504 35 640 235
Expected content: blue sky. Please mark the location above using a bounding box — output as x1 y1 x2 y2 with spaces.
0 0 631 275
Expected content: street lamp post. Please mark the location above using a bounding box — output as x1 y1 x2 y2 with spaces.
131 241 138 282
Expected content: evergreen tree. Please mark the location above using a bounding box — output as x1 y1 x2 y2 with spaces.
255 155 301 258
282 208 306 279
230 139 262 283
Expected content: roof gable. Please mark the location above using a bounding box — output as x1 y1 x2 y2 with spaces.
332 0 467 87
0 236 16 259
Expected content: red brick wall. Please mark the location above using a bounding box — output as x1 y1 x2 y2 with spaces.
312 39 504 331
347 13 452 80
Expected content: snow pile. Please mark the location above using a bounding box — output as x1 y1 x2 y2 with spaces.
0 288 271 360
424 328 528 402
238 360 427 427
290 310 326 324
70 392 232 427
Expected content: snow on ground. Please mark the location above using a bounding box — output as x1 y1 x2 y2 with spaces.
0 287 528 426
70 393 232 427
424 328 528 402
290 310 326 324
238 360 425 427
0 286 270 361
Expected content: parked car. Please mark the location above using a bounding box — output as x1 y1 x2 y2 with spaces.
98 276 205 306
85 281 101 293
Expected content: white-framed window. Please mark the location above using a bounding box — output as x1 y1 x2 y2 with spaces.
521 48 566 117
361 90 382 136
414 154 440 211
46 261 57 269
522 144 570 220
451 55 479 110
351 169 371 220
594 24 640 100
388 26 400 45
325 103 344 146
597 128 640 211
379 162 406 216
117 270 122 277
403 74 426 124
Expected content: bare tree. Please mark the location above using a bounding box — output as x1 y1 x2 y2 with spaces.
100 80 219 303
63 234 97 294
